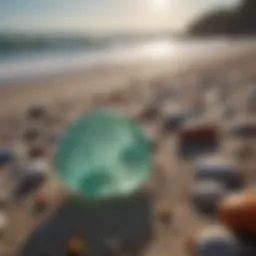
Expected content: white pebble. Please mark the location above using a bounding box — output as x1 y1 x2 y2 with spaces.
196 225 240 256
195 156 242 188
191 180 227 214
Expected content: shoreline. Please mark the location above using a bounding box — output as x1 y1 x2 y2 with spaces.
0 42 255 116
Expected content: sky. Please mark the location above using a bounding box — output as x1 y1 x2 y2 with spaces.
0 0 241 34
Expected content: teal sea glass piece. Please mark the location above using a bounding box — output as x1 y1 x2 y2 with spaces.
54 109 152 199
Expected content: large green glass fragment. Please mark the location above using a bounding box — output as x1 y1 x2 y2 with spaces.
54 109 152 199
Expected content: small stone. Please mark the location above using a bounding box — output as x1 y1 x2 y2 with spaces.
191 180 227 215
28 145 47 159
195 156 243 189
178 123 219 158
67 233 86 256
0 148 13 167
163 113 186 132
231 122 256 138
33 191 48 213
218 189 256 236
185 234 196 256
195 225 240 256
138 106 159 122
27 106 48 120
156 203 172 225
23 128 41 142
13 162 48 199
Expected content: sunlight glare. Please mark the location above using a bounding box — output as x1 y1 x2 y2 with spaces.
150 0 169 10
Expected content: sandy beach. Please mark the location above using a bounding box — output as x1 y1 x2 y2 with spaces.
0 40 255 116
0 40 256 256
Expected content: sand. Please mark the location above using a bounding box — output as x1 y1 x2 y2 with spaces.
0 41 255 255
0 40 255 115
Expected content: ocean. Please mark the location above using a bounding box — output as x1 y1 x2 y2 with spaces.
0 35 250 85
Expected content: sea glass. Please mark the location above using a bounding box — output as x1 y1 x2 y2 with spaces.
54 109 152 199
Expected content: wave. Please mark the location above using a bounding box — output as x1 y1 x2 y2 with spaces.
0 33 177 57
0 34 115 56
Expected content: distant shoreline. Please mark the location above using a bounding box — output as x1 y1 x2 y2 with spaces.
0 38 253 85
0 40 255 116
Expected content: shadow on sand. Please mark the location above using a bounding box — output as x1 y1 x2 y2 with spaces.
21 193 153 256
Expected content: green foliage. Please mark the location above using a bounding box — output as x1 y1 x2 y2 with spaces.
189 0 256 35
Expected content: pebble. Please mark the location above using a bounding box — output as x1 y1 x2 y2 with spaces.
218 189 256 236
156 203 173 225
0 70 255 256
0 148 13 167
138 106 159 122
195 156 243 189
67 233 86 256
33 190 49 213
22 127 41 142
178 123 219 158
12 161 49 198
231 122 256 138
180 123 219 142
28 145 47 159
193 225 240 256
163 113 186 132
14 172 47 199
26 106 48 120
191 180 227 215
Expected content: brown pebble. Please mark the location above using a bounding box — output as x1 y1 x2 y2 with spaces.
28 146 46 159
218 189 256 235
33 191 48 213
156 203 172 225
138 106 159 122
67 233 86 256
185 235 196 256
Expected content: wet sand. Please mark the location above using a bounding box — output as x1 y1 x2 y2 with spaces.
0 40 255 115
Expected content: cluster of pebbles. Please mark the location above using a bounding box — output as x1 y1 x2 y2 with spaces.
0 105 67 254
0 67 256 255
140 77 256 256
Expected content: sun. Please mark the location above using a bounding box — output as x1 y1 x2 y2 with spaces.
150 0 169 10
